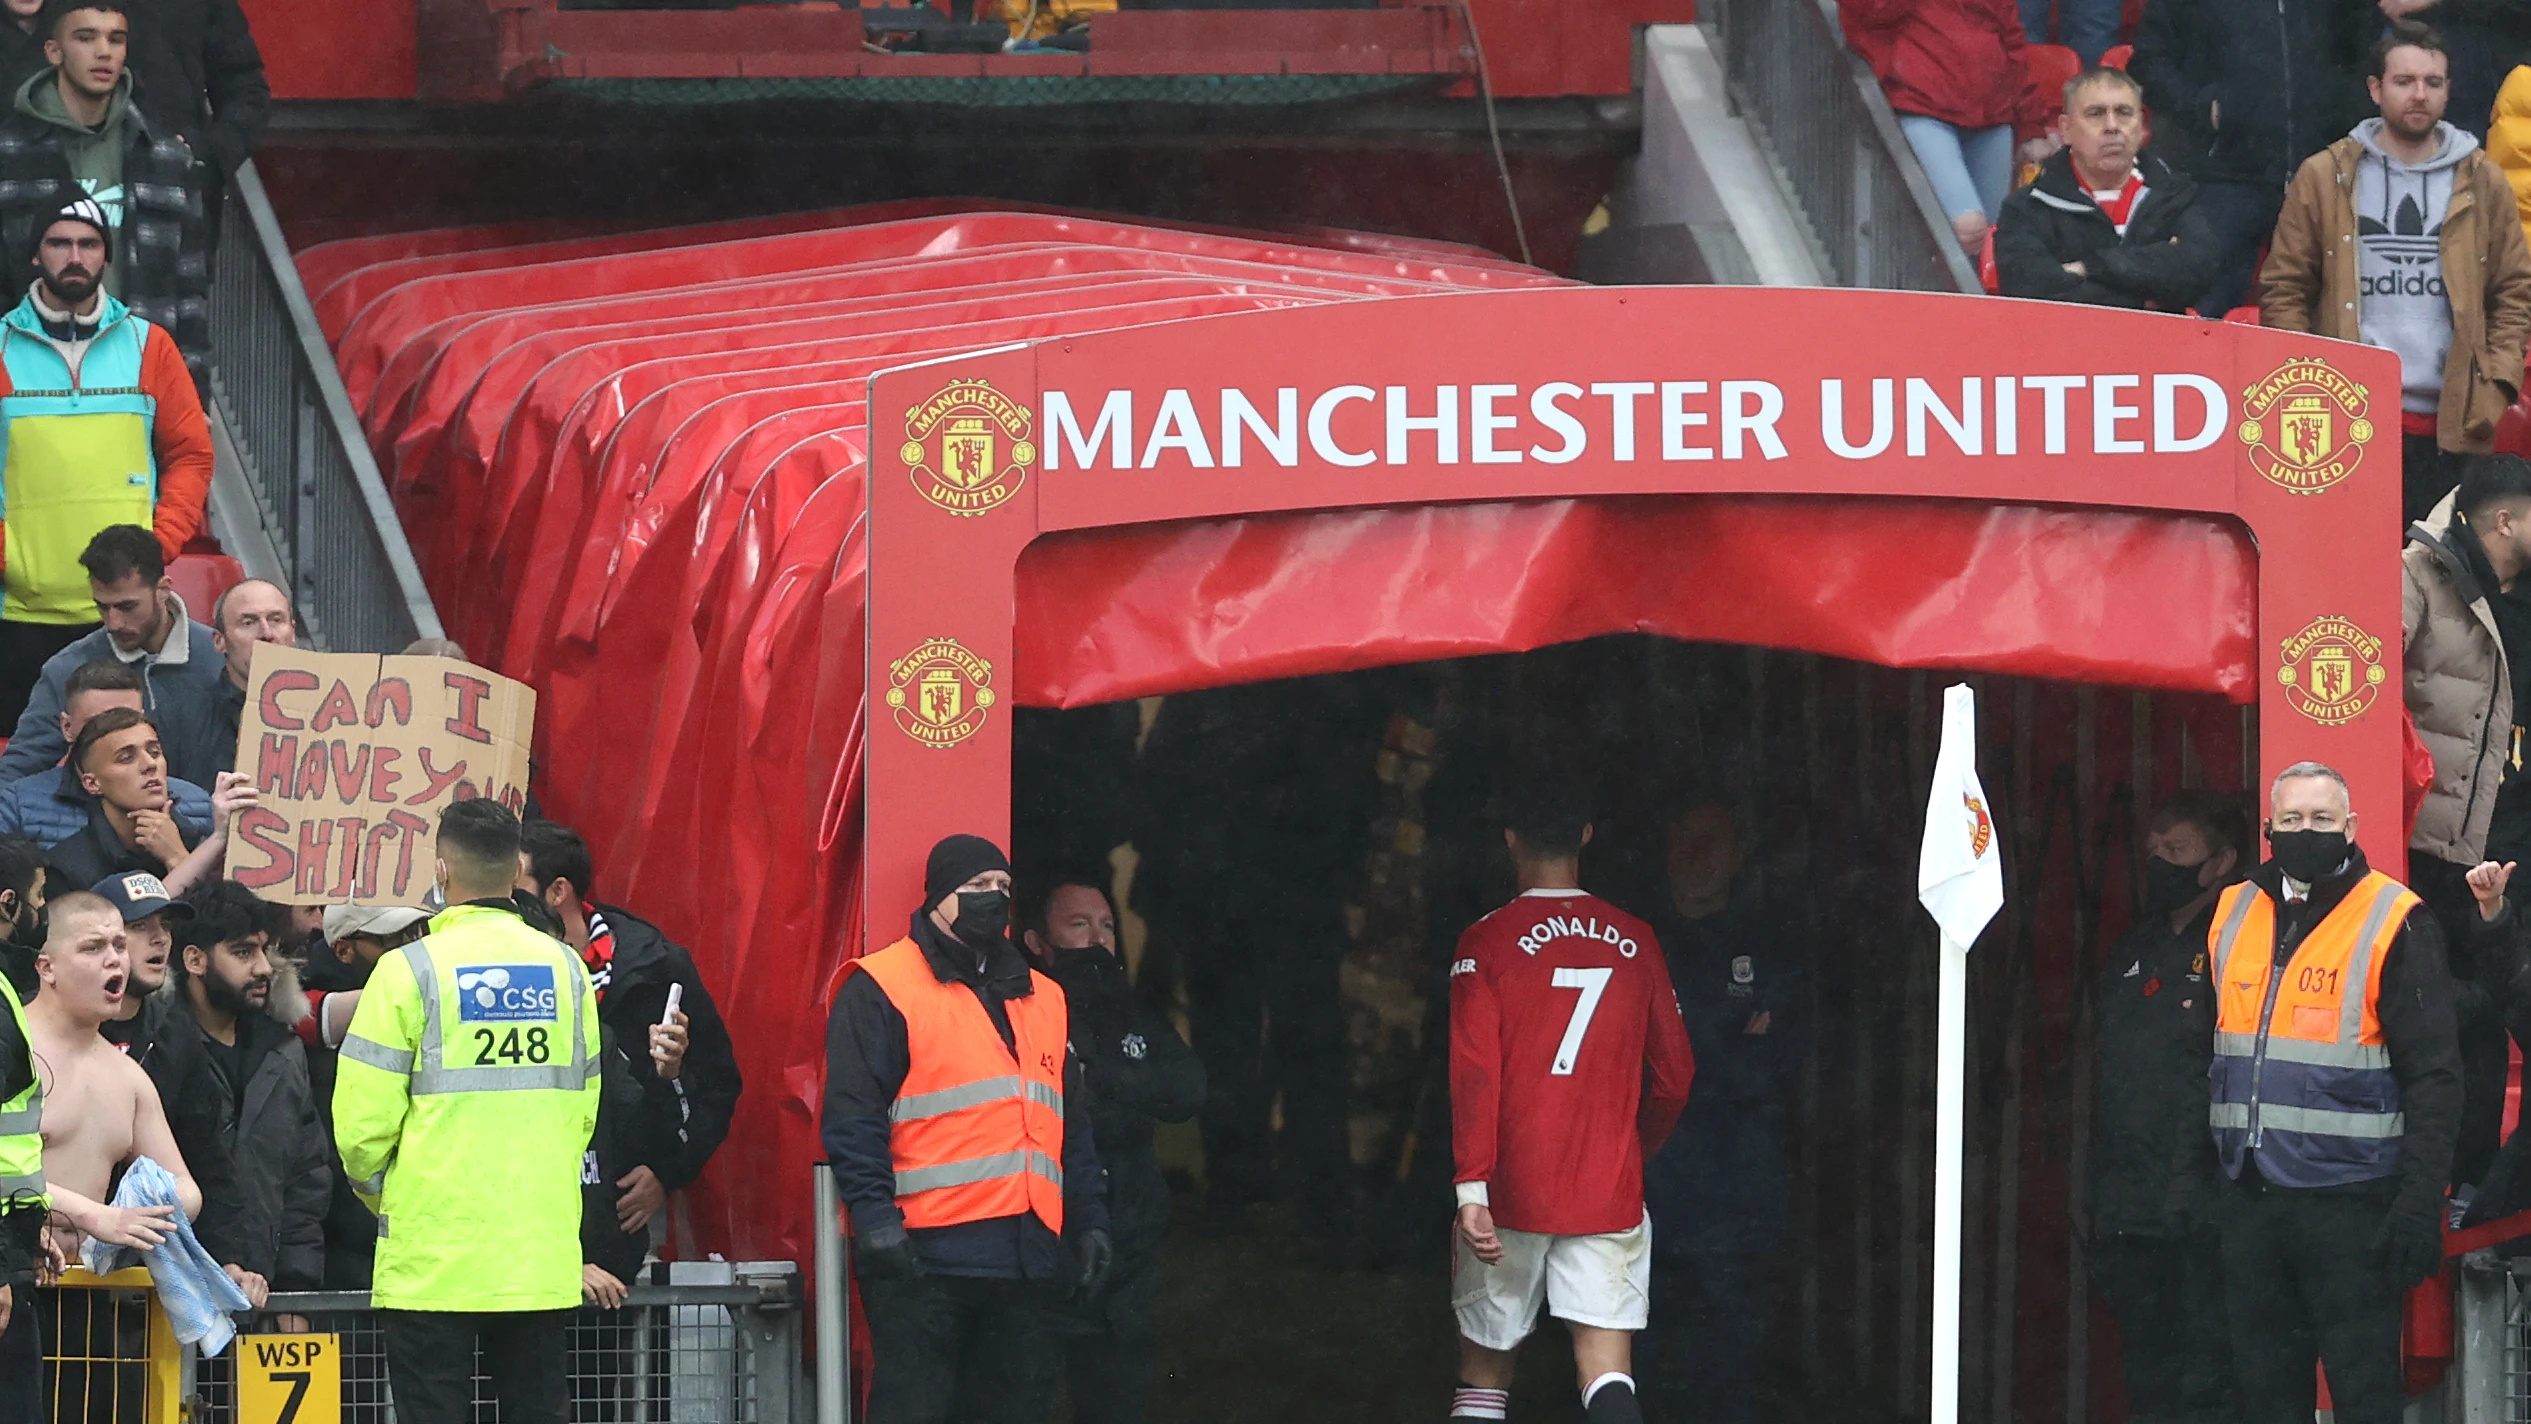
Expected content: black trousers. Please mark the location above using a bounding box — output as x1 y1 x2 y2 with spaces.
378 1308 569 1424
0 621 92 736
862 1273 1045 1424
2405 433 2455 528
1638 1251 1767 1424
0 1295 39 1424
2219 1187 2405 1424
1043 1243 1160 1424
2410 853 2510 1188
2089 1228 2235 1418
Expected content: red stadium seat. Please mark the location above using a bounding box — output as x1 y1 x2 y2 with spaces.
2101 42 2132 70
2122 0 2145 41
1979 229 2000 294
2025 44 2083 108
2497 389 2531 457
168 554 244 620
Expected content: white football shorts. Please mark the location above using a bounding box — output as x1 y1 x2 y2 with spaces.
1449 1210 1651 1350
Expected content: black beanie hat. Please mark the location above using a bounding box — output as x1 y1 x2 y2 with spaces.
924 834 1010 907
24 192 109 272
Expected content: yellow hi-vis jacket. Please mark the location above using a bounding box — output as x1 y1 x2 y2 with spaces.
333 902 600 1311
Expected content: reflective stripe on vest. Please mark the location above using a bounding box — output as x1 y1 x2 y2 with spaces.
857 938 1068 1235
0 976 43 1204
404 940 597 1096
2207 871 2414 1188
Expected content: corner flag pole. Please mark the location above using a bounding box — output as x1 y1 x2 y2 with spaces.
1917 684 2004 1424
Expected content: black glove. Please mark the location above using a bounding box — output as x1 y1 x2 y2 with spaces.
854 1222 925 1283
2374 1198 2446 1289
1072 1227 1113 1298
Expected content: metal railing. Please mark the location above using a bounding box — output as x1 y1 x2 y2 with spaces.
204 160 443 653
1705 0 1982 294
43 1266 804 1424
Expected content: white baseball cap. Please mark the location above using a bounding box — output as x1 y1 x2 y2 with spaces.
323 903 431 942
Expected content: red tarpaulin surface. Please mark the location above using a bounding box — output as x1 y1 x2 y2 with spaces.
329 201 2264 1277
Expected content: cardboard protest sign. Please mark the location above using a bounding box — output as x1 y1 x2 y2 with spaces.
226 644 534 907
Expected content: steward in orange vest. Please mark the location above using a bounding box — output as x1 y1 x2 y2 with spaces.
820 835 1111 1424
2206 765 2461 1424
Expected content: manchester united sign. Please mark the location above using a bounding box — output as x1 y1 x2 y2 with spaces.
901 379 1036 517
2237 358 2375 496
2276 615 2387 725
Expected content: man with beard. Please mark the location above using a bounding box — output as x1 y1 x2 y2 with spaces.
2262 22 2531 524
2087 792 2248 1421
92 868 252 1293
822 835 1110 1424
2211 763 2462 1424
0 190 208 729
172 881 320 1296
0 832 44 997
2 527 223 786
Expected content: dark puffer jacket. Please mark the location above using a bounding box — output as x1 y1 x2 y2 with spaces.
0 71 210 386
192 970 330 1288
1995 150 2217 309
121 0 268 178
2129 0 2368 191
590 903 742 1191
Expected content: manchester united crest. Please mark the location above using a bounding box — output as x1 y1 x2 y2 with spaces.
1964 794 1994 859
2276 615 2388 725
885 637 997 748
901 379 1036 517
2238 359 2375 495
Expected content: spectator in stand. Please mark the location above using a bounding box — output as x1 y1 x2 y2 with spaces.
2262 22 2531 523
2018 0 2121 67
0 834 41 998
402 637 465 659
202 577 290 774
1840 0 2060 253
1636 804 1807 1424
0 0 43 98
47 706 246 891
519 820 741 1225
4 527 224 786
2131 0 2371 316
90 868 260 1296
171 880 323 1294
0 659 207 841
1019 871 1203 1424
2384 0 2531 144
0 184 211 732
2405 455 2531 1190
1998 65 2218 308
2497 67 2531 246
296 902 427 1291
0 2 211 386
118 0 265 230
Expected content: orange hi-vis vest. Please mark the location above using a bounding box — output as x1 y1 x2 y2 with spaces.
853 937 1069 1234
2207 870 2417 1188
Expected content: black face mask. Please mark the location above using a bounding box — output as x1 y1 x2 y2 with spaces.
953 889 1011 949
2267 828 2351 884
2141 856 2210 918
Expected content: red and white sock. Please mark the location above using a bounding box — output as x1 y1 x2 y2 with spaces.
1449 1384 1509 1419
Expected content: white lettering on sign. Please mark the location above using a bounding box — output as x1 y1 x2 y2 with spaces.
1515 915 1640 959
1039 375 2232 471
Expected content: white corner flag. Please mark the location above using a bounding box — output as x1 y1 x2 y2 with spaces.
1917 682 2001 1424
1918 683 2004 946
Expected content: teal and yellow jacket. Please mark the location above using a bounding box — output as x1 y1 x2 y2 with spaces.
0 286 211 623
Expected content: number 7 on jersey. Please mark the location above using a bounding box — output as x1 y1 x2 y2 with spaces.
1548 966 1612 1075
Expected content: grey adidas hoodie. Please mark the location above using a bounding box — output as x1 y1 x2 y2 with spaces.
2355 116 2479 415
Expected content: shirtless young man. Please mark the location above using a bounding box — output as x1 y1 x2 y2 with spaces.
27 893 200 1254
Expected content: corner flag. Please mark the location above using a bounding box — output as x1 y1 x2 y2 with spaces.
1917 683 2004 946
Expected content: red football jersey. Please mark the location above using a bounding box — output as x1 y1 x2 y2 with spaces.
1450 889 1696 1236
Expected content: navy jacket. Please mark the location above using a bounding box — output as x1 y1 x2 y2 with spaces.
0 764 210 847
1643 892 1809 1257
0 610 228 787
821 914 1105 1279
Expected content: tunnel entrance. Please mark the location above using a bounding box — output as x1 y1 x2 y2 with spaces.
1008 633 2252 1424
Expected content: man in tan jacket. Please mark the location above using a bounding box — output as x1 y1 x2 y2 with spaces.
2263 21 2531 525
2404 455 2531 1189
